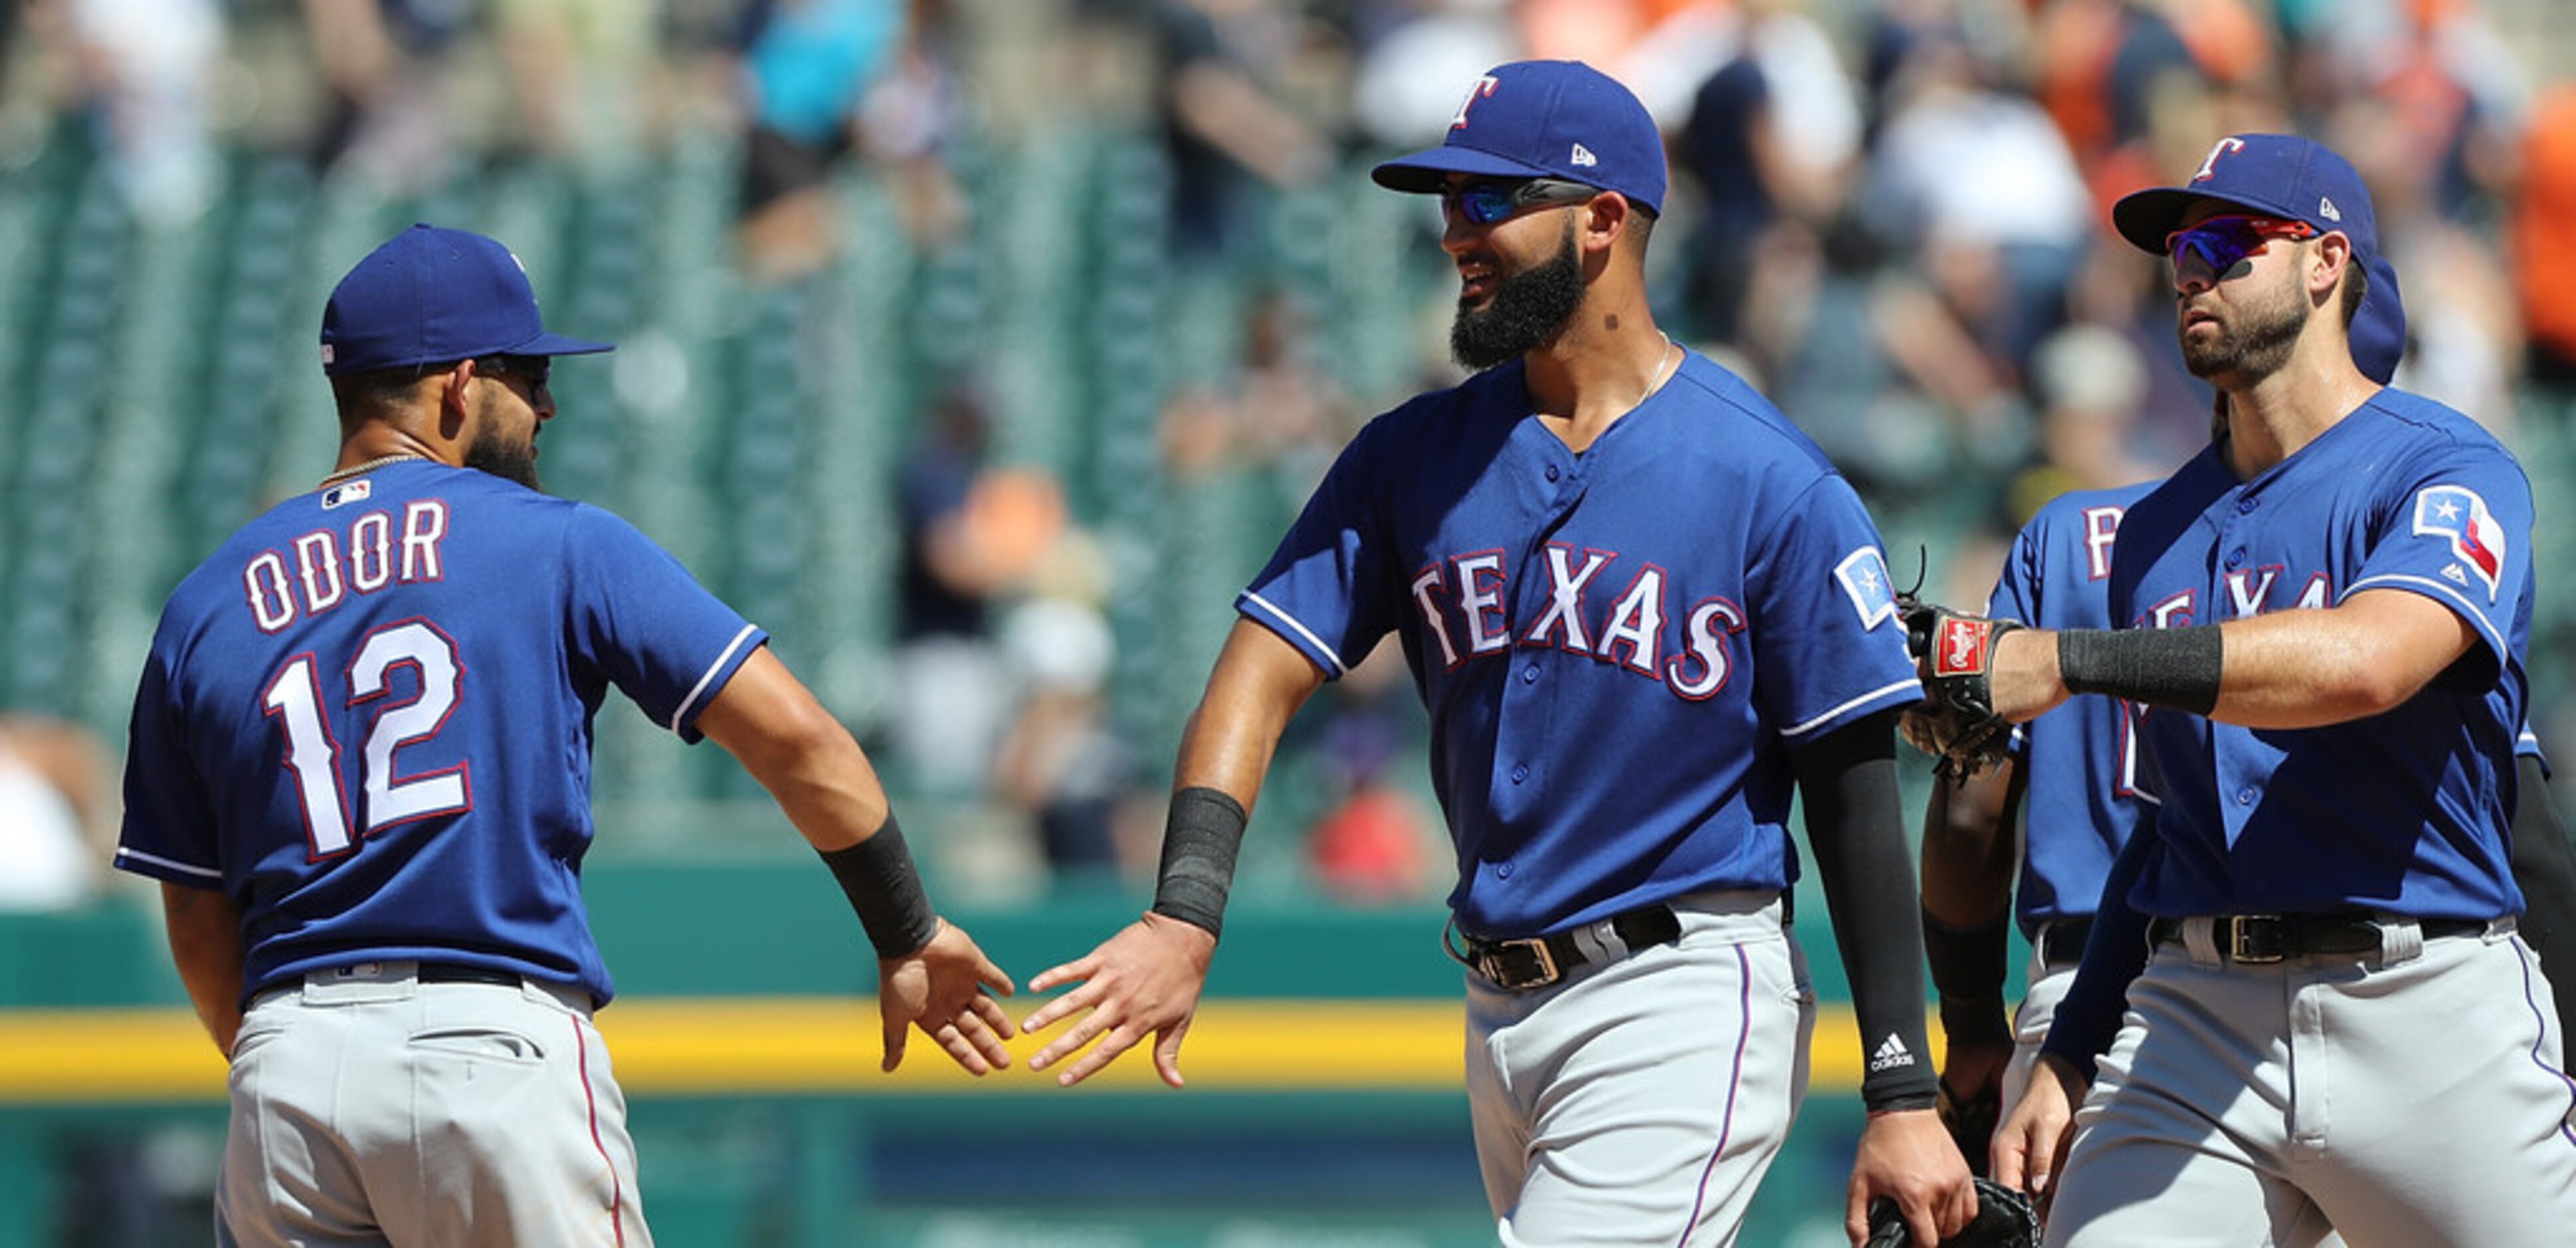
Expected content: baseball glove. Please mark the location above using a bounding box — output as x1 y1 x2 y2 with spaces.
1864 1178 2040 1248
1898 595 2021 780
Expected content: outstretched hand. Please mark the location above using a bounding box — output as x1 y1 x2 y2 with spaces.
1021 913 1218 1088
878 918 1018 1075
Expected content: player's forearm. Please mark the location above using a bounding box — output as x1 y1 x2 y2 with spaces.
160 883 246 1057
2018 591 2478 731
1796 712 1939 1110
697 649 891 852
2198 599 2473 728
1152 621 1329 938
1919 761 2017 928
1169 619 1328 805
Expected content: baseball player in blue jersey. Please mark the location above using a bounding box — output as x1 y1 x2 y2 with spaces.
1933 134 2576 1245
115 225 1018 1247
1918 268 2411 1174
1017 60 1975 1247
1917 479 2161 1178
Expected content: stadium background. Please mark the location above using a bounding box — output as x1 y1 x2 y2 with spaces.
1 1 2572 1243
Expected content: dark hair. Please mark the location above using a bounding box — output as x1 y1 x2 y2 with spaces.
2338 251 2368 329
329 361 463 428
1623 203 1656 255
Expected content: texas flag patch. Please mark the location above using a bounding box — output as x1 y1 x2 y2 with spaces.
1836 548 1898 629
2413 484 2506 601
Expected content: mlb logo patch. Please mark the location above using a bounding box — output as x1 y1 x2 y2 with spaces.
1932 617 1995 678
321 478 371 511
2412 484 2506 601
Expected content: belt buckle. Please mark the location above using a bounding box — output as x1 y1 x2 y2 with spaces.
1476 938 1561 991
2225 915 2286 964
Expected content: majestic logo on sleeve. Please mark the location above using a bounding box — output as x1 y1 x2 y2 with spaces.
2413 484 2505 601
1834 548 1898 629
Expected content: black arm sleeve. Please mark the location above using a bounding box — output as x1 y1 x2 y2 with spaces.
2511 753 2576 1042
1793 709 1939 1112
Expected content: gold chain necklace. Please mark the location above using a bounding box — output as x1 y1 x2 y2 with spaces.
318 453 428 488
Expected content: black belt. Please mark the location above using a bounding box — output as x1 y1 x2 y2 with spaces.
2036 917 2092 968
417 962 524 988
1450 904 1684 991
2149 914 2486 964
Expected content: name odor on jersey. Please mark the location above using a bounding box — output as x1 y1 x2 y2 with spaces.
240 499 451 633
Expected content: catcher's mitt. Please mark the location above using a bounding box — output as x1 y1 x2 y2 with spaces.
1898 595 2021 780
1864 1178 2040 1248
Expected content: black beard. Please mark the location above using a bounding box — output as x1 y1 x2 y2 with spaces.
465 433 541 490
1450 221 1585 370
464 412 542 490
2180 286 2305 383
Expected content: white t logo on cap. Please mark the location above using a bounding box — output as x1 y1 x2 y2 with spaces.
1452 75 1500 130
2192 136 2247 183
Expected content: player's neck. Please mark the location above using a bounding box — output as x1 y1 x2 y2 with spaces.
329 425 452 478
1526 308 1677 453
2217 346 2380 479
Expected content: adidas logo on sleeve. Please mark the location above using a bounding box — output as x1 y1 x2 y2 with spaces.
1868 1033 1916 1073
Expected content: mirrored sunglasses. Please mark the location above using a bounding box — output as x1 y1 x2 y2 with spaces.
2163 215 2322 278
1440 178 1601 226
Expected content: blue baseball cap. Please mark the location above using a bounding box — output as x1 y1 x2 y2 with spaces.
2111 133 2379 261
1371 60 1667 217
2350 253 2407 385
321 224 613 377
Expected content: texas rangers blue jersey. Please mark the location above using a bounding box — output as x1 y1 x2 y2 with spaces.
1238 352 1921 936
118 461 767 1006
1989 483 2160 938
2107 389 2533 920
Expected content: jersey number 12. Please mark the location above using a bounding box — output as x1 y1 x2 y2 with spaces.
262 619 471 858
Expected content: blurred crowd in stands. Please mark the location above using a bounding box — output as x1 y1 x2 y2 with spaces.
3 0 2573 908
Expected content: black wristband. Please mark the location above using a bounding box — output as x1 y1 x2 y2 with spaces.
818 815 941 958
1151 786 1247 940
1923 908 2013 1049
2058 625 2223 715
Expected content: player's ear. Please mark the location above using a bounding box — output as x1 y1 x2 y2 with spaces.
436 359 476 435
2309 231 2354 304
1581 191 1631 256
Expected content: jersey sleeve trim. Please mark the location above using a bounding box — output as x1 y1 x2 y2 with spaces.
1781 676 1922 742
2341 572 2510 659
668 624 763 734
113 845 222 883
1237 591 1350 678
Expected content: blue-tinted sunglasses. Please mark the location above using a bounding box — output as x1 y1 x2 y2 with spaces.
2163 214 2321 279
1440 178 1603 225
